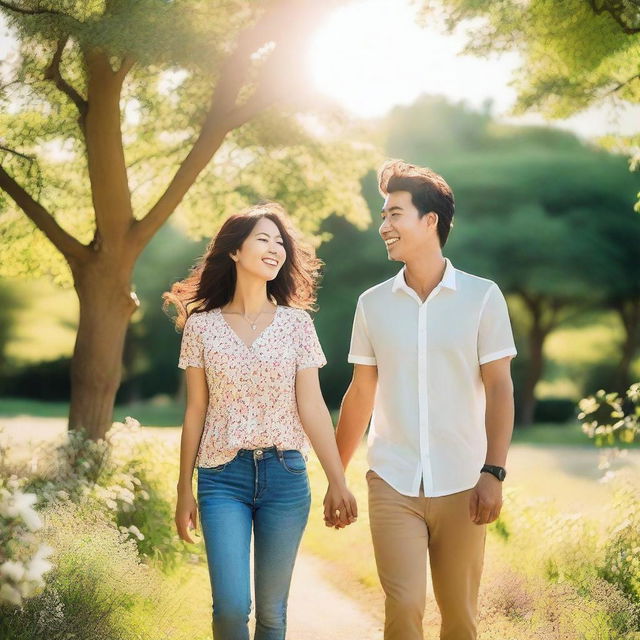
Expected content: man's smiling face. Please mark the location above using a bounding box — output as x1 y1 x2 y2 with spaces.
379 190 438 262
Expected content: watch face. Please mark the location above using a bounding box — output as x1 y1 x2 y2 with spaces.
497 468 506 481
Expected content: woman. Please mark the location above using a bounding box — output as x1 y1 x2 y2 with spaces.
164 203 357 640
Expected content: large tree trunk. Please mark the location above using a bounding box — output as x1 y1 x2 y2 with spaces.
519 325 546 427
518 294 558 427
614 297 640 392
68 254 138 440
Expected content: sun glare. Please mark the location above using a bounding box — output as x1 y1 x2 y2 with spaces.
309 0 519 119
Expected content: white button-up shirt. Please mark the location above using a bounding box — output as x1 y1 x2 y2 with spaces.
348 258 517 497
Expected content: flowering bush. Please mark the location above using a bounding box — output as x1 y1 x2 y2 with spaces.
578 383 640 447
0 478 53 607
0 499 181 640
3 417 190 568
0 418 205 639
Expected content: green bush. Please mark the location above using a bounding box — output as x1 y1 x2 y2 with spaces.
532 398 577 423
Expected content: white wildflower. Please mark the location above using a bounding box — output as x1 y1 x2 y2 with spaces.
0 560 25 582
128 525 145 541
24 545 54 583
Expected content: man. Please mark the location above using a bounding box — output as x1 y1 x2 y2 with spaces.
333 160 517 640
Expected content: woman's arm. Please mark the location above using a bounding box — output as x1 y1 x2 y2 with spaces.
295 367 358 528
175 366 208 543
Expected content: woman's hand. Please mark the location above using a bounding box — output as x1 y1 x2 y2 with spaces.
323 482 358 529
175 487 199 543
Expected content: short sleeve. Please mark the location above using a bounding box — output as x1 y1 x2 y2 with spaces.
347 298 376 366
296 311 327 371
478 284 517 365
178 314 205 369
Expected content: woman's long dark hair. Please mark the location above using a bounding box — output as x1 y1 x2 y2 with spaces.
163 203 322 330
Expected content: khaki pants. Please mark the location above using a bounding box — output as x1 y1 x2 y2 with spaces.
367 470 486 640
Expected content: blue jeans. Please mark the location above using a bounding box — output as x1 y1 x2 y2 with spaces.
197 447 311 640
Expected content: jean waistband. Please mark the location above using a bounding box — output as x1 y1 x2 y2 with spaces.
235 447 300 461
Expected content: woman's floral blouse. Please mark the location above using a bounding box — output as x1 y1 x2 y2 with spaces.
178 305 327 467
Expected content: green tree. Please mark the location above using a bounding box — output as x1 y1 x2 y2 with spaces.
418 0 640 166
0 1 372 438
449 207 605 425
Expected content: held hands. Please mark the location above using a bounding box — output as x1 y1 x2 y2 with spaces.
469 472 503 525
323 482 358 530
175 487 199 544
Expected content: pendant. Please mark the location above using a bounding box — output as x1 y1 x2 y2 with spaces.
251 324 257 330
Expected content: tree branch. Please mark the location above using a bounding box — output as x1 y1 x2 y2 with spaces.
588 0 640 34
0 0 65 15
0 144 33 162
44 38 88 125
83 48 135 244
0 162 90 262
130 1 328 251
605 72 640 97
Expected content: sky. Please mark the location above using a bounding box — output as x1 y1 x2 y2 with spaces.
308 0 638 141
0 1 637 142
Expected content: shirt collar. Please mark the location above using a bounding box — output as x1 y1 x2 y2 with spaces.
392 257 457 296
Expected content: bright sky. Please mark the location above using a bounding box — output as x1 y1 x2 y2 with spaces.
308 0 639 141
0 2 637 141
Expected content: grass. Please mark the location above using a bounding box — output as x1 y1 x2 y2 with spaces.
301 442 640 637
3 397 639 450
0 397 184 427
4 278 78 364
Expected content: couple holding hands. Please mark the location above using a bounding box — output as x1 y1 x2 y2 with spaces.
167 159 517 640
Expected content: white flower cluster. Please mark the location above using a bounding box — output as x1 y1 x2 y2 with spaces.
0 478 54 607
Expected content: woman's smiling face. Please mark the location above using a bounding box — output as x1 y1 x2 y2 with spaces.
232 216 287 281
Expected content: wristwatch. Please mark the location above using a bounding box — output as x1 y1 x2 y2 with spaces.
480 464 507 482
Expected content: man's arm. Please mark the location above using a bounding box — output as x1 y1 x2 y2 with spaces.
482 357 515 468
335 364 378 470
469 356 515 525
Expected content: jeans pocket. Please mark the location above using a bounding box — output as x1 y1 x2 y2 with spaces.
280 451 307 474
199 458 233 474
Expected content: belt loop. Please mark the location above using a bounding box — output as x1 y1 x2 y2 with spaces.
276 447 283 461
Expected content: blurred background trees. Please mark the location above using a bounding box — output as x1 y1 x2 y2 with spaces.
3 95 638 427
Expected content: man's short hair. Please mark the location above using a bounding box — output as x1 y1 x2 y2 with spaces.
378 160 455 247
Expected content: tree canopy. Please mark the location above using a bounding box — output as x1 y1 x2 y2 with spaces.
419 0 640 163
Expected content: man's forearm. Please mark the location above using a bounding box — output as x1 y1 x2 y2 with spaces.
484 380 515 467
335 385 374 469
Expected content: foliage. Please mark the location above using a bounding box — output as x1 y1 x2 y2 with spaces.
0 478 53 607
489 484 640 634
0 499 177 640
0 417 190 568
579 382 640 446
0 416 204 638
0 0 373 285
419 0 640 177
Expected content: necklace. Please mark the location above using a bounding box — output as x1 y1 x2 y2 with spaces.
222 304 275 331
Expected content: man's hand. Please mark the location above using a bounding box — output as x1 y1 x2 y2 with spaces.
323 482 358 529
469 472 503 525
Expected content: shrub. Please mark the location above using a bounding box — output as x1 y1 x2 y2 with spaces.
533 398 577 423
1 418 191 570
578 383 640 447
0 478 53 607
